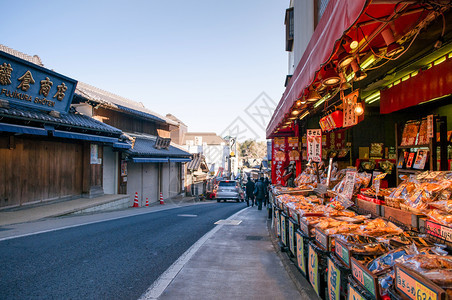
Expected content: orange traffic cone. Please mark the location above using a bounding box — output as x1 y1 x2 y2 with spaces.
159 192 164 205
145 197 149 207
133 192 139 207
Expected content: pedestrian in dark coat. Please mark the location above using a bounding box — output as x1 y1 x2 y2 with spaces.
253 177 266 210
245 177 255 207
263 177 270 207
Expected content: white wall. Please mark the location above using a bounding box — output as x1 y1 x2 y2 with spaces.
161 162 181 199
127 163 159 205
290 0 315 74
102 147 118 194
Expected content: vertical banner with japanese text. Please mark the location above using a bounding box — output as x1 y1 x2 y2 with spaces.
343 90 359 127
307 129 322 163
271 137 289 185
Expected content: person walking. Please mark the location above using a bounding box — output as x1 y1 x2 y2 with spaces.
263 177 270 207
253 176 266 210
245 177 255 207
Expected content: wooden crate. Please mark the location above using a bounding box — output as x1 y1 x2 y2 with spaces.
355 197 381 217
380 205 423 230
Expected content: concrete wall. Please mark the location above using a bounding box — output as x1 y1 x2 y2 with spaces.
161 162 181 199
102 146 118 194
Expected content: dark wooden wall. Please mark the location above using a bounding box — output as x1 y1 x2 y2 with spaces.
95 107 169 135
0 135 83 208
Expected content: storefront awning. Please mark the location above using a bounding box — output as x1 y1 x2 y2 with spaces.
0 123 48 136
53 130 119 143
170 158 192 163
266 0 368 138
132 157 169 163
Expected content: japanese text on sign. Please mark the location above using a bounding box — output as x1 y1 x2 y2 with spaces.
396 266 438 300
343 90 359 127
307 129 322 163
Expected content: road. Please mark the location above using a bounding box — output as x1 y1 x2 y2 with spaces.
0 202 245 300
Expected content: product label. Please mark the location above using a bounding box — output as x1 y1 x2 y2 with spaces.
335 242 350 267
351 259 376 297
299 219 310 236
315 228 328 250
281 214 287 246
308 244 319 295
296 231 306 275
426 220 452 243
395 266 438 300
348 284 365 300
327 258 341 300
289 219 295 254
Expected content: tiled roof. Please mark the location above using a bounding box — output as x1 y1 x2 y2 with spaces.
0 44 43 66
75 82 178 126
128 133 191 158
0 102 122 135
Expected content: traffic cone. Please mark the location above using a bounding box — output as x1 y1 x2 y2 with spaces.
133 192 139 207
145 197 149 207
159 192 164 205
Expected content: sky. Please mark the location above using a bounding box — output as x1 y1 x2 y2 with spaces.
0 0 289 140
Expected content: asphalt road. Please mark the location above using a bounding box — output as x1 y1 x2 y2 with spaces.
0 202 245 300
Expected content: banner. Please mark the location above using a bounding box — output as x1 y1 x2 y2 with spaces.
271 137 289 185
307 129 322 162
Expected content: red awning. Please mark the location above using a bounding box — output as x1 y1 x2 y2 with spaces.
266 0 368 138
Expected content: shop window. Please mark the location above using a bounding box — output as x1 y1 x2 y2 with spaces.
285 8 294 51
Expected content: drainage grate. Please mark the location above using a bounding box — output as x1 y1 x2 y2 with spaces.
214 219 242 225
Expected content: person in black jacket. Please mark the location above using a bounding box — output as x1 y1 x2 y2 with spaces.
263 177 270 207
245 177 255 207
253 177 266 210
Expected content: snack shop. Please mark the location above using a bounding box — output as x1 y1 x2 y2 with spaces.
267 1 452 299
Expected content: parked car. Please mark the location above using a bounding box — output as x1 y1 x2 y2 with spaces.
215 180 244 202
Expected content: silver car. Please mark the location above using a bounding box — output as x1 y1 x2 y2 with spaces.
215 180 243 202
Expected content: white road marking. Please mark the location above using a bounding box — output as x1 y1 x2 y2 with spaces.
177 214 198 217
139 207 247 300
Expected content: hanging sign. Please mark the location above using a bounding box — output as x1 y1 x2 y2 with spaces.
271 137 289 185
0 51 77 114
427 114 434 139
343 90 359 127
307 129 322 163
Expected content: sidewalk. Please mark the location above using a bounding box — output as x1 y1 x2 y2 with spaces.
141 206 318 300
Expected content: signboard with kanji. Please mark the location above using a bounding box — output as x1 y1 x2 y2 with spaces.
271 137 289 185
343 90 359 127
307 129 322 162
0 51 77 114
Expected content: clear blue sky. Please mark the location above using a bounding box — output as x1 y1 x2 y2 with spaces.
1 0 288 137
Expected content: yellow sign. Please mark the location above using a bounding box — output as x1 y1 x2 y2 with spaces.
281 214 287 246
308 244 319 295
289 220 294 254
296 232 306 275
396 266 438 300
348 284 365 300
328 258 341 300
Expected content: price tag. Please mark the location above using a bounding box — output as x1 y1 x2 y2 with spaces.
347 284 365 300
344 171 357 200
315 228 328 250
426 220 452 243
289 220 295 254
296 232 306 275
351 259 376 297
335 241 350 267
395 265 439 300
327 258 341 300
299 219 310 236
308 244 319 295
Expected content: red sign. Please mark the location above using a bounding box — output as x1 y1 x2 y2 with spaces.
271 137 289 185
343 90 359 127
